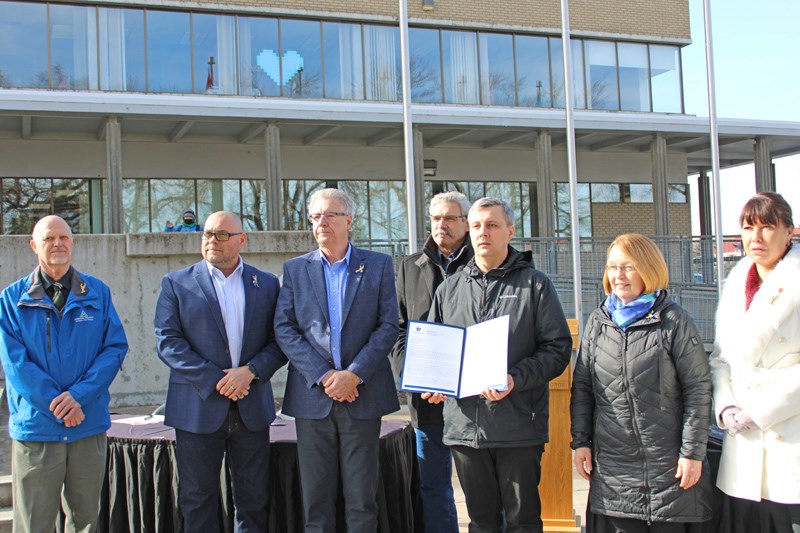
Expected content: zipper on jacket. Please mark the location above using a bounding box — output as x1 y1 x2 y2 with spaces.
46 314 51 352
620 331 652 524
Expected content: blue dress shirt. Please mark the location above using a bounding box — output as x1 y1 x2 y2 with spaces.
321 245 351 371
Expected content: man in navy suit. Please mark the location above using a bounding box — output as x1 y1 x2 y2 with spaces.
155 211 286 532
274 188 400 532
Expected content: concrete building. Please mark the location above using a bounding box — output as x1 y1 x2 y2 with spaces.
1 0 799 403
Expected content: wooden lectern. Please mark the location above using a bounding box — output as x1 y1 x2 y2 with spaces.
540 318 582 532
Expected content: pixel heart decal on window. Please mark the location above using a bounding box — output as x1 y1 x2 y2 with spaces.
256 49 305 86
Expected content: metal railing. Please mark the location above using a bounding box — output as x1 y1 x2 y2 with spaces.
353 235 754 345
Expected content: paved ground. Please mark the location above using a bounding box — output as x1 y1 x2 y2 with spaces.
0 401 589 531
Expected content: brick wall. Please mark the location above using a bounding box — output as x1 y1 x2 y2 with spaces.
69 0 690 41
592 202 692 238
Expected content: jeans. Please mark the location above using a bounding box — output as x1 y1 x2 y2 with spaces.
417 424 459 533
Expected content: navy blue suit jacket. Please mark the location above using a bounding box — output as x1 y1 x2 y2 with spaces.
155 260 287 434
274 245 400 420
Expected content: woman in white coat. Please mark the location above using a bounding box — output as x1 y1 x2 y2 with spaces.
711 191 800 532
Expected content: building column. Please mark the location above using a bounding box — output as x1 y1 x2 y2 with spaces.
412 125 425 245
697 169 715 283
651 133 669 236
754 136 775 192
105 116 123 233
535 129 554 238
264 122 282 230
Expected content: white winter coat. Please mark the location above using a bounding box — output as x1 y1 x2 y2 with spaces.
710 243 800 504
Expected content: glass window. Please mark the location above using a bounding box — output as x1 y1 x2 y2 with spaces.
241 179 267 231
0 2 47 88
365 181 407 240
363 25 400 101
146 10 192 93
2 178 52 234
618 43 649 112
53 178 92 234
650 45 682 113
409 27 442 103
323 22 364 100
238 16 280 97
516 35 551 108
152 179 196 229
668 183 687 203
442 30 479 104
591 183 621 203
339 181 370 239
280 19 322 98
554 182 591 238
550 38 586 109
628 183 653 203
192 13 237 95
98 8 146 91
478 33 515 106
50 4 99 90
123 178 151 232
584 41 618 110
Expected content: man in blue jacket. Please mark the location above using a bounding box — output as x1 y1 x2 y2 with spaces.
0 215 128 533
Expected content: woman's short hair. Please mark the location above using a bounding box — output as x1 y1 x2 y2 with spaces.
738 191 794 229
603 233 669 295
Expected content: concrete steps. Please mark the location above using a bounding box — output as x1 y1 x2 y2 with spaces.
0 474 10 532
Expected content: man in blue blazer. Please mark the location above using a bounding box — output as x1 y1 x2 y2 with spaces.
155 211 286 532
275 188 400 532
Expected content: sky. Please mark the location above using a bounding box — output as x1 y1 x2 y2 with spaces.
681 0 800 234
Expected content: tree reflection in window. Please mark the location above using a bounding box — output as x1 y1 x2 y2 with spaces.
1 178 93 234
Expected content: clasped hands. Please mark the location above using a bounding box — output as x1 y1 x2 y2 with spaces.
216 366 256 401
321 370 360 403
50 391 84 428
573 447 702 489
722 406 759 436
421 374 515 404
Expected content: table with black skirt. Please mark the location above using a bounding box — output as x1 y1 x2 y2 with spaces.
98 415 423 532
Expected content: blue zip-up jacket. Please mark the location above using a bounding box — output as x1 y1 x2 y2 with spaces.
0 267 128 443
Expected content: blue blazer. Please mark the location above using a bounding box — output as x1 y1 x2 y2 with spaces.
155 260 287 434
274 245 400 420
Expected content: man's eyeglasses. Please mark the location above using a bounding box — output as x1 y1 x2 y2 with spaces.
605 264 636 273
430 215 466 223
307 211 348 223
202 231 242 242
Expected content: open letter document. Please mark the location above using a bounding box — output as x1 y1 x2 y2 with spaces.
400 315 509 398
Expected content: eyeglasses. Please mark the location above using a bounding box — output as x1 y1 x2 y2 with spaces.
202 231 242 242
307 211 348 223
605 264 636 273
430 215 466 223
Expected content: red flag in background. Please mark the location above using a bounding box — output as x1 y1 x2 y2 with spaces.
206 56 215 93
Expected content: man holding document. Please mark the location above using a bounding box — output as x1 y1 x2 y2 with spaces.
421 197 572 533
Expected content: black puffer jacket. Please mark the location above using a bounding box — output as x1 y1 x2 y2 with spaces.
570 292 713 523
430 247 572 448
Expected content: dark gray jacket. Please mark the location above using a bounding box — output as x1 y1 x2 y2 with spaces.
570 292 713 523
391 235 473 427
430 247 572 448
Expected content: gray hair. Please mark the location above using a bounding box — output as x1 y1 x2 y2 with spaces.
469 197 514 225
308 188 355 216
429 191 470 217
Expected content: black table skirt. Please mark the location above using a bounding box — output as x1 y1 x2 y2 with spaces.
97 416 423 533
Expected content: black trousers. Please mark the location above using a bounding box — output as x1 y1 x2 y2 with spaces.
451 444 545 533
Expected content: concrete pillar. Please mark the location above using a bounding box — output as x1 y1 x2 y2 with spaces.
105 116 123 233
412 125 425 246
754 136 775 192
264 122 282 230
697 169 715 283
651 133 669 236
535 129 554 238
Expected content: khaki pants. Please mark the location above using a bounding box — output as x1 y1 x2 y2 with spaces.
12 433 106 533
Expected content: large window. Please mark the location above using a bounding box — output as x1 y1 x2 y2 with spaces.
1 178 102 234
554 183 591 239
0 3 685 114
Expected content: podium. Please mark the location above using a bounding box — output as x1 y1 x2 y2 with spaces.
540 319 581 532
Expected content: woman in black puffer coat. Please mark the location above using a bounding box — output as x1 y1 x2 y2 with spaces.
570 233 713 532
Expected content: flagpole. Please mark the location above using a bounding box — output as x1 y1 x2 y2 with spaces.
560 0 584 335
702 0 724 291
399 0 419 254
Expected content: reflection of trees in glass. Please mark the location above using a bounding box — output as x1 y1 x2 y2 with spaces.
517 75 550 108
53 179 91 233
2 179 51 235
243 179 266 231
34 65 89 90
554 183 591 239
408 54 441 102
282 179 325 230
488 71 515 105
284 68 321 97
122 179 150 233
589 79 611 110
0 69 11 88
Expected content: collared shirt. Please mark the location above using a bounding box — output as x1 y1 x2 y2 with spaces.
206 258 245 368
321 244 351 371
40 266 73 314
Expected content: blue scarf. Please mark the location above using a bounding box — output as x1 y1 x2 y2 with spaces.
605 291 659 330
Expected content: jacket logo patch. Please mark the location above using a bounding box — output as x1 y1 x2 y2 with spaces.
75 310 94 323
498 295 518 300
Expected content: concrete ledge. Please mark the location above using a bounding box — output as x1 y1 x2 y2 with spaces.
126 231 315 257
0 475 10 508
